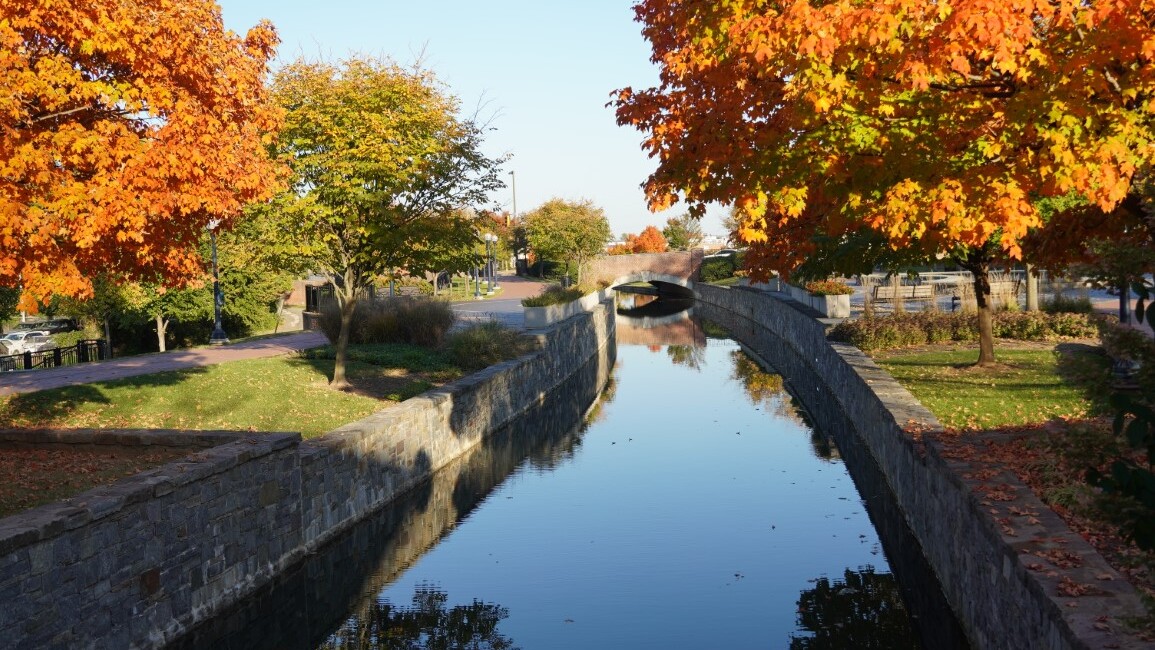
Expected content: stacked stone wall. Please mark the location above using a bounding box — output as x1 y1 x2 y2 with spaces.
0 300 616 649
696 284 1147 649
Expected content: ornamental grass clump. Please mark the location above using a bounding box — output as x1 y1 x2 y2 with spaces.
446 321 539 371
319 297 455 347
803 279 854 295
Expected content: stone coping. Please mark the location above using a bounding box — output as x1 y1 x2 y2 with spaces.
523 288 615 329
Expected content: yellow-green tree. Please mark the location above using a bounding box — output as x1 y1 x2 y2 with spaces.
272 56 504 386
524 199 612 282
662 213 703 251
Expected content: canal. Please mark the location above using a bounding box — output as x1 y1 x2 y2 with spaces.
175 298 965 649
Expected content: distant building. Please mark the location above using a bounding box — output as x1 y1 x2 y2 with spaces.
700 235 730 253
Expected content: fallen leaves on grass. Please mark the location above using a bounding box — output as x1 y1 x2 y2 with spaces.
0 447 188 517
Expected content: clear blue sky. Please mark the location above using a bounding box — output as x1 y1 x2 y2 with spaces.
216 0 726 238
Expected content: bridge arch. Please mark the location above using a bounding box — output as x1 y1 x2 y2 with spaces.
605 272 696 298
584 250 703 297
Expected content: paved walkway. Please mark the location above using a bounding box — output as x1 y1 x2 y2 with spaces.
450 272 547 330
0 331 328 397
1 273 549 398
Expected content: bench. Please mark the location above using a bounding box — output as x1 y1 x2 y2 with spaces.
872 284 934 302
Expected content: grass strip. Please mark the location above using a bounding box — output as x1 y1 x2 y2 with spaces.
872 344 1110 431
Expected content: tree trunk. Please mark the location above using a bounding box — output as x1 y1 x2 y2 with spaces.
1120 280 1132 325
970 268 996 365
332 292 355 388
890 274 904 314
274 295 286 333
103 318 113 354
1025 264 1039 311
155 314 167 352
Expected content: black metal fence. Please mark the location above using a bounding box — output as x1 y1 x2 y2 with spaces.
0 340 108 372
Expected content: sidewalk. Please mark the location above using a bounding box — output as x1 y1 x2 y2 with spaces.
0 331 328 397
1 274 549 398
449 272 547 330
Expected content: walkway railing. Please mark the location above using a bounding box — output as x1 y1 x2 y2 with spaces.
0 340 108 372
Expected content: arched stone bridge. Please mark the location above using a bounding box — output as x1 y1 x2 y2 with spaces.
584 250 703 297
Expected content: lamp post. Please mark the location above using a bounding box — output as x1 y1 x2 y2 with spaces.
473 263 481 299
206 219 229 345
508 170 516 228
484 233 495 295
487 232 500 291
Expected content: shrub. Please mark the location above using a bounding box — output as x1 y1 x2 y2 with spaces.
1044 312 1099 338
700 257 736 283
803 280 854 296
830 314 922 351
526 259 563 279
382 276 434 296
446 321 539 371
1098 317 1155 394
1043 294 1094 314
993 311 1049 340
522 284 591 307
829 310 1101 352
319 297 455 347
52 326 103 348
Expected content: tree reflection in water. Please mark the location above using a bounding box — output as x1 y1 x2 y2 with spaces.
790 567 920 650
320 583 518 650
666 344 706 370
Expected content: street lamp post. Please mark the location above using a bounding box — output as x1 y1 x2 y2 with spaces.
487 232 500 291
206 219 229 345
484 233 495 295
473 264 481 299
508 170 517 227
508 170 521 275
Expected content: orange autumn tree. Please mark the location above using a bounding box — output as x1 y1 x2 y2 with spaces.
615 0 1155 365
610 224 669 254
631 225 669 253
0 1 283 310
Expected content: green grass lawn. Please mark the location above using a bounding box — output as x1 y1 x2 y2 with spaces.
0 344 468 438
872 343 1111 431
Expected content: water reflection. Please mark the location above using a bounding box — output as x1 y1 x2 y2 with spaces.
790 567 920 650
614 294 704 349
169 354 608 650
666 344 705 370
180 298 961 649
320 583 517 650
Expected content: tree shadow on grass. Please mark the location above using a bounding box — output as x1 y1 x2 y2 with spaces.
285 355 458 402
1054 342 1115 414
0 367 210 427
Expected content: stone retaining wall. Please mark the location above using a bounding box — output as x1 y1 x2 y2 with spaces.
695 284 1148 650
0 299 616 649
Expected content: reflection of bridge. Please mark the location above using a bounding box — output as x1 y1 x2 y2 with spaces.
586 250 703 297
615 297 706 348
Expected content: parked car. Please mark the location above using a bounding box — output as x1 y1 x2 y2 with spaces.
0 330 53 355
14 318 77 334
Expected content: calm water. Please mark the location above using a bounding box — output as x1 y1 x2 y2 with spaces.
314 305 923 649
175 301 959 649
